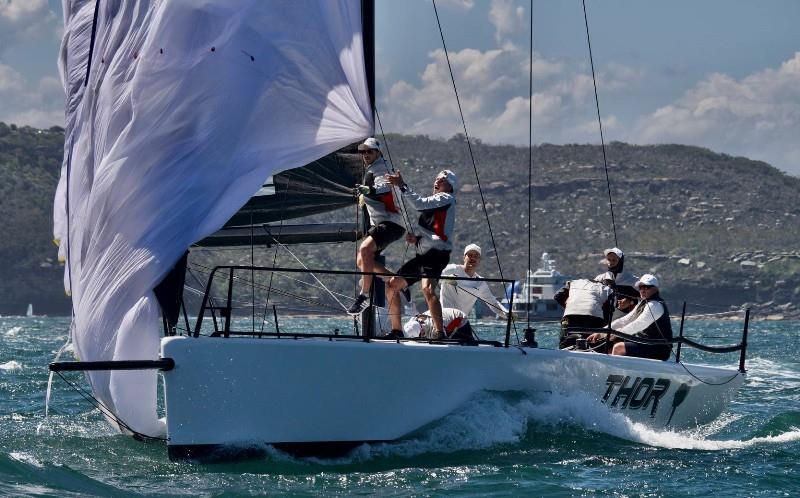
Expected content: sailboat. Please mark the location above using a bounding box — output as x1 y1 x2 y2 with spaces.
26 304 34 318
50 0 750 460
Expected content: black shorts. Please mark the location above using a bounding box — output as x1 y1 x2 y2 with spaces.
367 221 405 253
624 341 672 361
396 249 451 287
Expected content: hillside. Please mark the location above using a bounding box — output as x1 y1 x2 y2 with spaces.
2 124 799 318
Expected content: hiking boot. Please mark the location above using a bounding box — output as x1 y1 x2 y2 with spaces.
347 294 369 316
384 329 404 339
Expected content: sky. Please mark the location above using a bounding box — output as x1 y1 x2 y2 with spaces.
1 0 799 176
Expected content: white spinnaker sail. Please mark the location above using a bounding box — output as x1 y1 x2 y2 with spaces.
53 0 372 435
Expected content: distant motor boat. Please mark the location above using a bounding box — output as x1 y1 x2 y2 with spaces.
503 253 570 320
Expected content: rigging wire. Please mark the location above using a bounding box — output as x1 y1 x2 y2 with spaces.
526 0 533 329
431 0 519 342
431 0 506 281
581 0 619 247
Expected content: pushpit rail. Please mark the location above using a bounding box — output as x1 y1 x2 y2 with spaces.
193 265 517 346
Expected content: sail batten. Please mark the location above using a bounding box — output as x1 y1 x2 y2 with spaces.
54 0 372 435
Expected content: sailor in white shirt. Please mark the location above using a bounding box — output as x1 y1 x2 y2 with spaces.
439 244 508 318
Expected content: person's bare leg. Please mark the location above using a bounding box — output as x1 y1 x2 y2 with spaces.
611 342 627 356
357 237 377 295
387 276 408 332
422 278 443 333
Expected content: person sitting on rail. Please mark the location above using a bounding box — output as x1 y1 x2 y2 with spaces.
402 307 475 342
347 137 406 316
594 248 637 287
587 274 673 360
439 243 508 318
384 169 457 339
554 277 614 349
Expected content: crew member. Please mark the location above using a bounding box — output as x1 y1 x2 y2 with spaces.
384 169 457 338
439 243 508 318
595 247 638 300
402 307 474 342
347 137 406 316
587 274 673 360
554 277 614 349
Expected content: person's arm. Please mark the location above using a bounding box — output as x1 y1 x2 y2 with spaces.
617 301 664 335
554 284 570 308
475 281 508 315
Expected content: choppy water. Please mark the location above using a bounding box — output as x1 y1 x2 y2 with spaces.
1 316 798 497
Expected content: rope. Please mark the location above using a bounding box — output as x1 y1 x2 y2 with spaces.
53 371 167 442
581 0 619 247
677 361 742 386
375 106 416 237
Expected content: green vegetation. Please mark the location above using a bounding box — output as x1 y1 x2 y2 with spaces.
2 124 798 316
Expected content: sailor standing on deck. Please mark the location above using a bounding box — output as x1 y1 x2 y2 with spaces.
384 169 457 339
347 137 406 316
439 243 508 318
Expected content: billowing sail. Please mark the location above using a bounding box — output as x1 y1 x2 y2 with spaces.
53 0 372 435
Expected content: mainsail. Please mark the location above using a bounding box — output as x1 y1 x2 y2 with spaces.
54 0 372 435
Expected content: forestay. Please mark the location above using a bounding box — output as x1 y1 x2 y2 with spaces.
53 0 372 436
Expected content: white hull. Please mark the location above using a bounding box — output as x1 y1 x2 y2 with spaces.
161 336 743 458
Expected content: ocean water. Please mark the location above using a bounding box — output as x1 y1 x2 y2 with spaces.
1 316 798 497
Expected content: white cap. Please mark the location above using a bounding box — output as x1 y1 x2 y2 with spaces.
403 320 422 337
604 247 624 259
439 169 457 190
464 243 481 256
635 274 659 289
358 137 381 151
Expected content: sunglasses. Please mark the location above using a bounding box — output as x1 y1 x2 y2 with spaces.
638 285 654 289
359 150 376 155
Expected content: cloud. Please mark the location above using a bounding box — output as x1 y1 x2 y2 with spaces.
436 0 475 11
489 0 526 44
379 39 641 147
633 52 800 174
0 0 59 55
0 63 63 128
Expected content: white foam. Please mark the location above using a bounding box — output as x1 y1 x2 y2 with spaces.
0 361 22 371
4 326 22 337
281 390 800 463
8 452 43 468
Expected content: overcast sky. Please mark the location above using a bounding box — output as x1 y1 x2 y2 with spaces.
2 0 799 175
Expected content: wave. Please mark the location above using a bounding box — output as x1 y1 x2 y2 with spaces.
0 451 135 497
279 390 800 464
0 360 22 371
3 326 22 337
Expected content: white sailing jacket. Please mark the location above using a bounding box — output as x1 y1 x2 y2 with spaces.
439 263 507 316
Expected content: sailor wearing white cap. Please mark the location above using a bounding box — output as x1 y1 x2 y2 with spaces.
594 247 638 296
439 243 508 318
384 168 458 338
587 273 673 360
347 137 406 316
